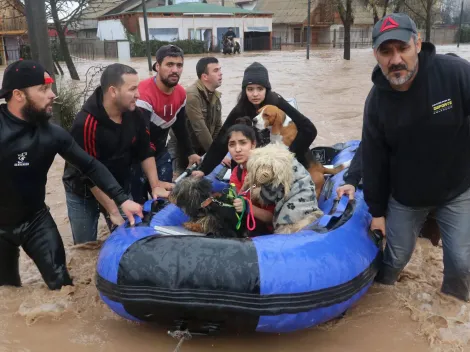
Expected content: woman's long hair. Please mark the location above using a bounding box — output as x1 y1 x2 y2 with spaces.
234 88 277 118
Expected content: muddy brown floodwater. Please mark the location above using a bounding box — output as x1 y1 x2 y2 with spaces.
1 45 470 352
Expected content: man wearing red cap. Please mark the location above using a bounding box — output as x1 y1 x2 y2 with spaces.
362 13 470 301
0 60 144 290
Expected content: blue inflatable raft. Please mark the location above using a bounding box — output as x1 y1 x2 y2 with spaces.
96 140 383 334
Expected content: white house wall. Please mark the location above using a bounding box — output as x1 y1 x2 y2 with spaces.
97 19 127 40
138 16 272 44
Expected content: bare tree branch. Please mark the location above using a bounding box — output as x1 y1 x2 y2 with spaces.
403 1 427 20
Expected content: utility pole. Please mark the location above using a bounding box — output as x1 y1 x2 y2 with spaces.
25 0 60 125
306 0 311 59
142 0 153 74
458 0 464 48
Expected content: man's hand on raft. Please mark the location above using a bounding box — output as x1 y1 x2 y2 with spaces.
120 200 144 226
191 170 205 178
188 154 201 167
371 216 386 237
336 184 356 200
150 181 174 199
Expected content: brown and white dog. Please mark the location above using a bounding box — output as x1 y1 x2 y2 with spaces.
253 105 345 198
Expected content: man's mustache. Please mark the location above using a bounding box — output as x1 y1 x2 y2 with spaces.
389 64 408 72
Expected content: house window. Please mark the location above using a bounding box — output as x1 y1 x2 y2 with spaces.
188 28 204 41
149 28 179 41
294 28 301 43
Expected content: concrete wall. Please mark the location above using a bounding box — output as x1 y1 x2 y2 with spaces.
138 16 272 46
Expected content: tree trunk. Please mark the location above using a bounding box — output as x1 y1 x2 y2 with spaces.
382 0 390 17
372 4 379 24
343 22 351 60
393 0 403 12
343 0 353 60
49 0 79 80
425 0 432 42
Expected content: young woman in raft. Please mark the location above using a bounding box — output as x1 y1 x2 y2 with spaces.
192 62 318 177
226 121 274 234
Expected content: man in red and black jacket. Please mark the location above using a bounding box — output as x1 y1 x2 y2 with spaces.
62 64 173 244
131 45 201 203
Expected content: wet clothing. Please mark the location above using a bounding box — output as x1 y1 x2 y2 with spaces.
136 77 194 160
362 42 470 218
377 187 470 302
0 206 72 289
199 91 317 175
65 191 127 244
168 80 223 175
0 103 128 289
63 87 154 199
62 86 153 243
361 42 470 301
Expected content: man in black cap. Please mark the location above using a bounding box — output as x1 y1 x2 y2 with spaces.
0 59 144 290
362 13 470 301
131 44 200 203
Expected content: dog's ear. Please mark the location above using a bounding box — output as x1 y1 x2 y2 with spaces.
276 107 286 124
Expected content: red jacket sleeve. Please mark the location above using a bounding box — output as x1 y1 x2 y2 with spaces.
230 166 244 193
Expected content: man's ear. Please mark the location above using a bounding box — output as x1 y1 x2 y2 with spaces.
416 33 422 54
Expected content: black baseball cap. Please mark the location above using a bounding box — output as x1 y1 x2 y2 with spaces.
372 13 418 49
0 59 54 99
152 44 184 72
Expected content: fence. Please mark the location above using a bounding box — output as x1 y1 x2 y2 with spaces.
65 38 118 61
275 26 459 51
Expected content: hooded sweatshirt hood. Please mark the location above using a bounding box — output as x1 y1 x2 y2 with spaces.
371 42 436 91
82 86 117 126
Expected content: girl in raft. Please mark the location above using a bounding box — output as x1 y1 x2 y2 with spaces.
226 121 275 234
192 62 317 177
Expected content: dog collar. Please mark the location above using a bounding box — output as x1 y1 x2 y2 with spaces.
200 197 233 209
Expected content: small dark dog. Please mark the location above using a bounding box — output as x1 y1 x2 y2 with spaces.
169 177 248 238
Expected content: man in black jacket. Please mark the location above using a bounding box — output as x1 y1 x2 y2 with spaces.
362 13 470 301
0 60 143 290
63 64 172 244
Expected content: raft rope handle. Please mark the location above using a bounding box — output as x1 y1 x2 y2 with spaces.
168 329 192 352
244 196 256 231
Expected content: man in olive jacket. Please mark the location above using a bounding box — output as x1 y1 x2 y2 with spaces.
168 57 227 179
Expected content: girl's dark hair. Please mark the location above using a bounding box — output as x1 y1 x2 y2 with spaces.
226 118 257 144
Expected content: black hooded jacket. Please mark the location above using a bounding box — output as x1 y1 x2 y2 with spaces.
362 42 470 217
62 87 154 198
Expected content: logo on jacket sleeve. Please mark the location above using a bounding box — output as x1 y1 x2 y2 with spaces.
14 152 29 167
432 98 453 114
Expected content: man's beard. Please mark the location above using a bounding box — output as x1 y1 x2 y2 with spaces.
161 74 180 88
21 95 52 125
382 57 419 86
